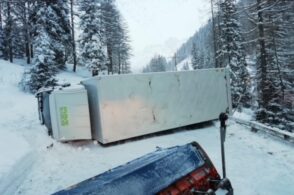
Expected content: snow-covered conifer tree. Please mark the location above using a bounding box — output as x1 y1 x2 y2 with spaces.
0 3 4 58
255 0 294 130
191 43 199 69
0 36 3 57
2 1 14 62
79 0 107 75
100 0 131 74
46 0 72 69
219 0 251 109
23 4 58 93
27 29 58 93
116 21 132 74
0 25 4 58
29 0 71 69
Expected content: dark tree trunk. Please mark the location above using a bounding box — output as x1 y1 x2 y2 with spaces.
0 2 3 57
210 0 218 68
0 2 2 29
107 45 113 74
30 43 33 58
7 1 13 63
25 2 31 64
256 0 268 120
118 50 121 74
216 0 223 68
71 0 77 72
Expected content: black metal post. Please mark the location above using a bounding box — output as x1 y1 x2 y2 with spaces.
219 113 228 179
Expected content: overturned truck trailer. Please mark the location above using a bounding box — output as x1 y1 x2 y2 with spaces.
81 68 232 144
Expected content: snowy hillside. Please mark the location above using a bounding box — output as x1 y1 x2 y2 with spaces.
176 56 193 71
0 60 294 195
116 0 212 72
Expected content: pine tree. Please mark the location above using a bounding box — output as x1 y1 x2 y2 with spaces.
218 0 251 109
26 28 58 93
79 0 107 75
100 0 131 74
16 0 34 64
70 0 78 72
191 43 199 69
46 0 72 69
0 27 3 58
281 0 294 130
29 0 72 69
0 1 27 61
100 0 118 74
2 1 14 62
8 0 29 60
0 2 4 58
255 0 294 130
12 27 25 58
0 1 34 62
21 0 33 64
21 1 60 93
143 55 167 73
117 21 132 74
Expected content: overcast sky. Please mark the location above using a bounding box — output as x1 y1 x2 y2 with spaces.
116 0 212 72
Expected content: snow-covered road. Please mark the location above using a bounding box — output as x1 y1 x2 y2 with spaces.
0 60 293 195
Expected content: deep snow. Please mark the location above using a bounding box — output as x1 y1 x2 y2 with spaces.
0 60 293 195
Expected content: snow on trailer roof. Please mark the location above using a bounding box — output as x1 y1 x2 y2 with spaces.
83 67 227 78
0 60 294 195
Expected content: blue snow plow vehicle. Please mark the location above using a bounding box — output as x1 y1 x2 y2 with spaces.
54 142 233 195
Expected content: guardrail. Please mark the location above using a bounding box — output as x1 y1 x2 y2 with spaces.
232 117 294 141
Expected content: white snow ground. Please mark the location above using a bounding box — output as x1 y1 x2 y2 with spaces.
0 60 293 195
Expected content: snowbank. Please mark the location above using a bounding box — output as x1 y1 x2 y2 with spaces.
0 60 33 194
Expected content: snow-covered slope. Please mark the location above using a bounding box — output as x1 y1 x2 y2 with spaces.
0 61 34 194
116 0 211 72
0 60 293 195
176 56 193 71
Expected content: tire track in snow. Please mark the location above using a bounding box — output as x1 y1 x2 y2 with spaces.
0 152 36 195
0 60 41 195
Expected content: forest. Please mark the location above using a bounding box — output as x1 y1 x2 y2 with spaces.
0 0 293 131
0 0 131 92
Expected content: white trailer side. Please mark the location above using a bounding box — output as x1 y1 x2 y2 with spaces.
82 68 232 144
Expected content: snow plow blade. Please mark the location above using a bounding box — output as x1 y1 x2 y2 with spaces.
53 142 233 195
